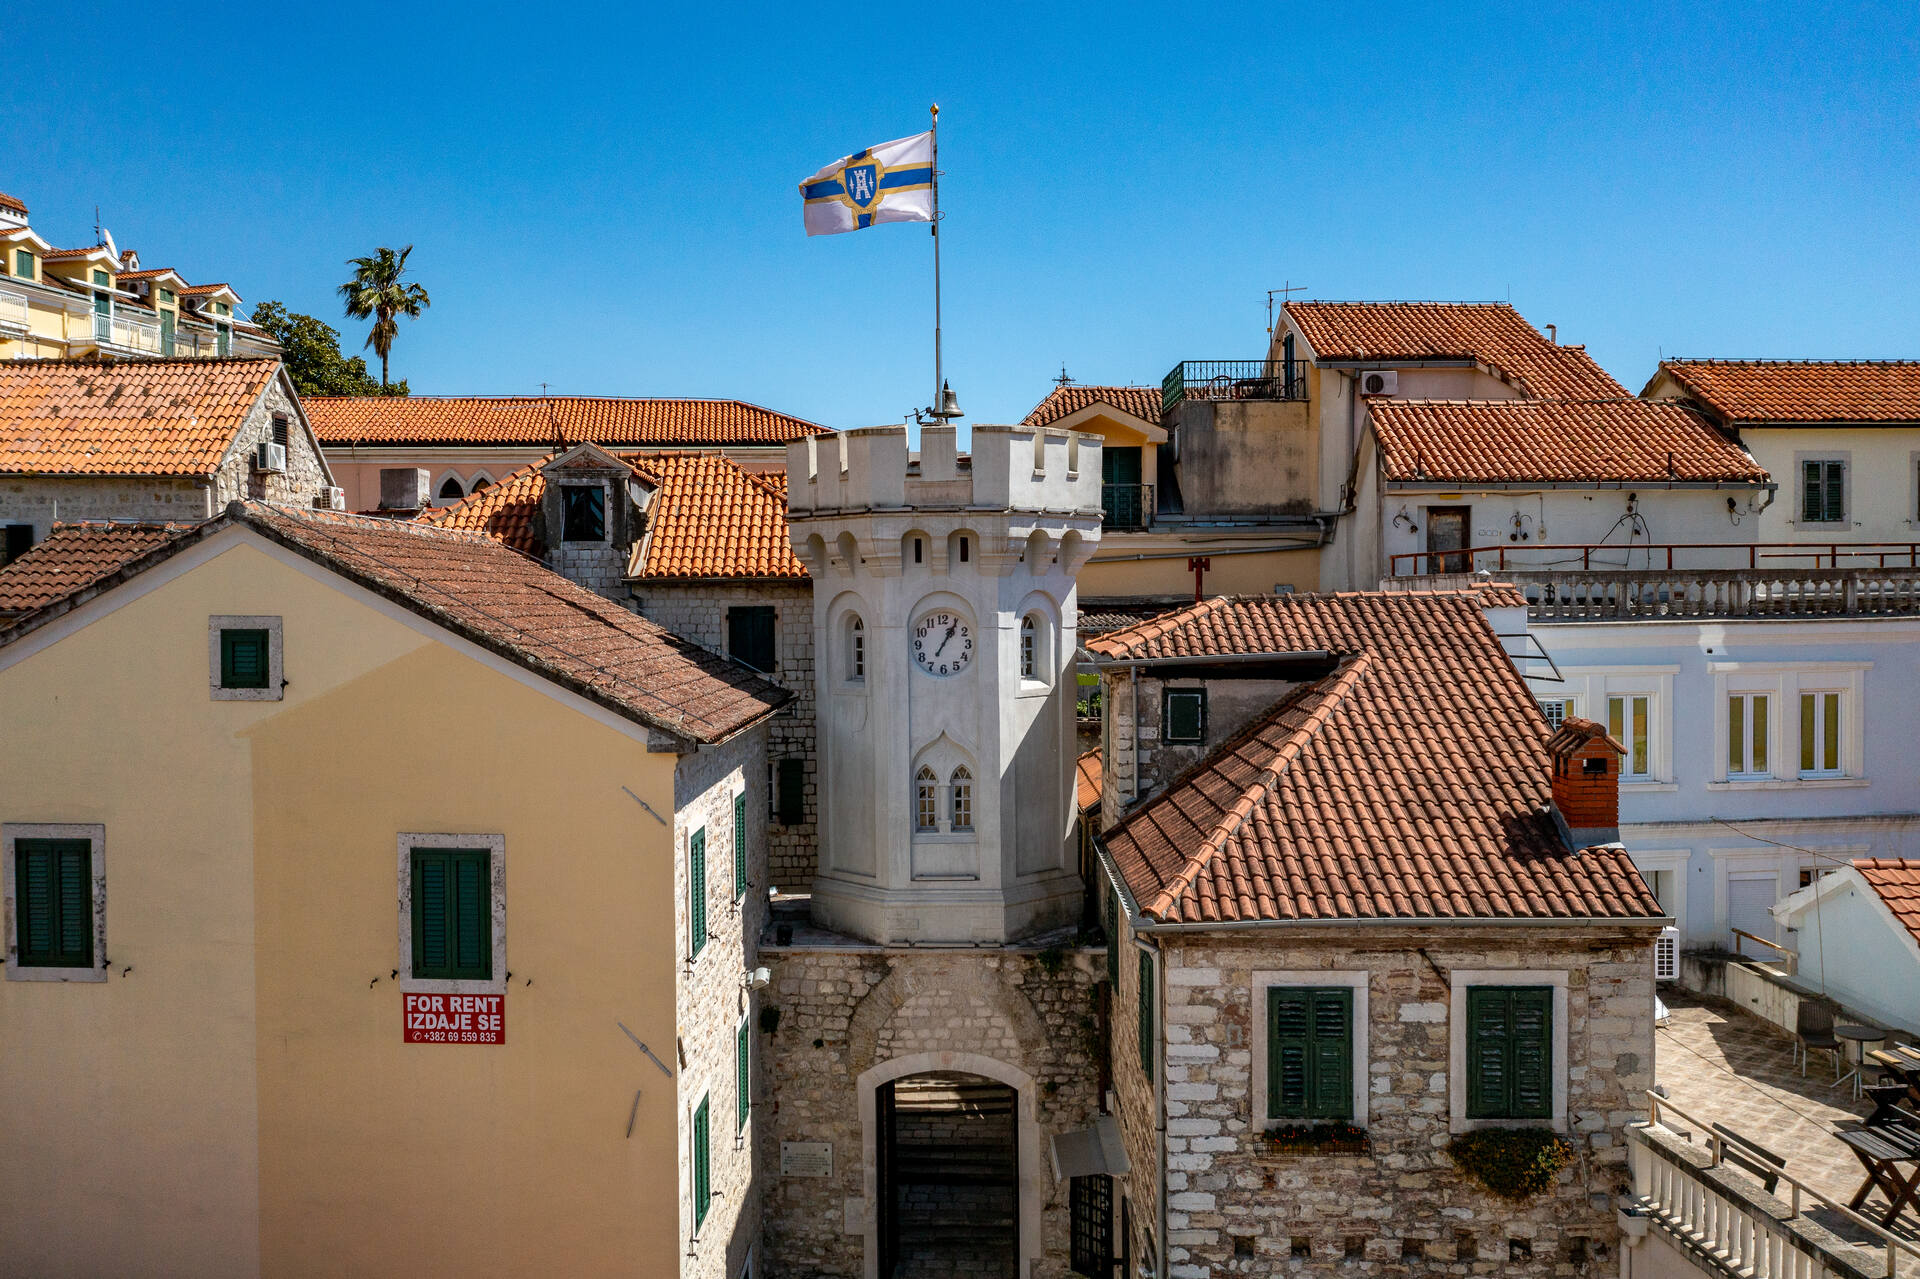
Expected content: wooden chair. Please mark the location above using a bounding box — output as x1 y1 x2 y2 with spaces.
1710 1122 1789 1194
1795 1002 1843 1079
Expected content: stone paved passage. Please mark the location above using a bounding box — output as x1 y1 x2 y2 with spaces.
1655 989 1919 1272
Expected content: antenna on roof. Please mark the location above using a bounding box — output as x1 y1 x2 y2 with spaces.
1266 282 1306 335
1054 363 1073 389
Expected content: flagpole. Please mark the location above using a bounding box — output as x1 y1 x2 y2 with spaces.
930 102 943 420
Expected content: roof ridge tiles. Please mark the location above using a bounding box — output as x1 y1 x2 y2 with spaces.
1665 357 1920 367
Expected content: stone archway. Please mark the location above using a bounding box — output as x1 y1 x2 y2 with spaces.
858 1052 1044 1279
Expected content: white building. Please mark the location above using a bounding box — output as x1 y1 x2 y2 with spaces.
1774 860 1920 1035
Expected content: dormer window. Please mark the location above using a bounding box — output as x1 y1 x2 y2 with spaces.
12 248 32 280
561 484 605 541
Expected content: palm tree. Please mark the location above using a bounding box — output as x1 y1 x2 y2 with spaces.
338 245 430 389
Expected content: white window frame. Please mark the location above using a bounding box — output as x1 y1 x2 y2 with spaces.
914 767 939 833
949 766 974 832
1536 695 1576 731
209 614 284 702
1250 970 1370 1129
3 822 107 983
1798 687 1845 779
1447 969 1569 1134
1557 667 1676 788
1724 690 1773 780
1629 849 1690 928
1709 662 1867 787
396 832 507 996
1606 693 1655 781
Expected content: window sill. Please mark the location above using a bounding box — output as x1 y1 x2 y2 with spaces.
6 962 106 984
400 975 507 996
1706 777 1867 791
1449 1116 1567 1135
1619 781 1678 793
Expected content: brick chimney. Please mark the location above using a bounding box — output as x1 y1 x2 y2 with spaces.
1545 716 1624 849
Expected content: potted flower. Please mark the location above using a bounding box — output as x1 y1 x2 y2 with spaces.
1261 1122 1371 1156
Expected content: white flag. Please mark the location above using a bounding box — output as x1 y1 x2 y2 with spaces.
798 131 934 236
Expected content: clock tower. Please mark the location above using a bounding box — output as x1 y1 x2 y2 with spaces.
786 424 1102 944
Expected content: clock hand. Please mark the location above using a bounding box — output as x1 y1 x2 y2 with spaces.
934 623 957 656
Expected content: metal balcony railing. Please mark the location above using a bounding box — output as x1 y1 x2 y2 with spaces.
0 286 28 332
1161 359 1308 415
1389 540 1920 577
1101 483 1153 531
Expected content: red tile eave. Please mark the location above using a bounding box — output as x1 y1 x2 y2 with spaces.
1853 858 1920 948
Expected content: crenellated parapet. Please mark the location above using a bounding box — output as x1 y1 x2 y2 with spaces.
786 424 1103 518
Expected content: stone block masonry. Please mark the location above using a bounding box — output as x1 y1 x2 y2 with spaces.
639 582 818 888
1107 914 1659 1276
757 942 1103 1279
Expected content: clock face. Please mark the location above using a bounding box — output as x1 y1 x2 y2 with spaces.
911 610 974 677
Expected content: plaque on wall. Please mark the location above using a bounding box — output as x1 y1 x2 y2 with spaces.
781 1140 833 1178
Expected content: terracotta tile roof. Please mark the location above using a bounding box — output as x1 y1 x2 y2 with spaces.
1023 385 1163 428
1368 398 1768 484
176 282 233 295
633 454 805 581
1655 360 1920 425
41 246 109 262
115 268 186 284
305 395 829 447
1285 301 1627 398
421 451 807 581
0 357 280 476
0 192 26 216
0 522 194 615
1854 859 1920 948
1079 597 1188 636
1076 749 1103 814
1092 592 1661 925
418 456 551 552
0 504 789 743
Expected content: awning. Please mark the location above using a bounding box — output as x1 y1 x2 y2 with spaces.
1049 1114 1130 1180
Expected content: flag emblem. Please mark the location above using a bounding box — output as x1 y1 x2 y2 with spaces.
799 131 934 235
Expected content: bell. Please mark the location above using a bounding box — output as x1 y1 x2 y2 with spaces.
938 382 962 419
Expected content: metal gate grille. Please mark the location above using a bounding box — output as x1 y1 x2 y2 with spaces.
1070 1173 1113 1276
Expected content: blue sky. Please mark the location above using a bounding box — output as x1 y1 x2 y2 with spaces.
10 3 1917 433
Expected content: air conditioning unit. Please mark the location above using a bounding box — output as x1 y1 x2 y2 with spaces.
1654 926 1680 982
253 442 287 473
1358 369 1398 397
315 486 345 511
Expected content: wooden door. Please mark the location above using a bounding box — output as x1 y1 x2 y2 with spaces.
1425 506 1471 573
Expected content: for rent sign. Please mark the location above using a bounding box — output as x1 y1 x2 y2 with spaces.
404 993 504 1044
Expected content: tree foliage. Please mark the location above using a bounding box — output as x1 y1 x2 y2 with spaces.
338 245 431 389
250 302 406 397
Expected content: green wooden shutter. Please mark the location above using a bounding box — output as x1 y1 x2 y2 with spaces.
733 791 748 898
1138 949 1155 1076
411 849 489 979
454 854 489 978
728 606 777 673
688 828 707 957
776 759 805 825
1267 989 1310 1117
16 839 92 967
1509 988 1553 1119
1163 689 1206 742
1467 986 1552 1119
414 851 450 974
1266 988 1352 1120
693 1096 712 1227
737 1019 751 1130
220 628 270 688
1308 990 1353 1119
1824 462 1844 523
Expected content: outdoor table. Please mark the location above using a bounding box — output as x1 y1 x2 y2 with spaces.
1836 1122 1920 1228
1836 1025 1888 1099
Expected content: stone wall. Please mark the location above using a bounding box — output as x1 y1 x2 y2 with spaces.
0 371 333 547
1108 913 1661 1277
675 726 771 1279
756 943 1102 1279
211 372 333 509
640 582 817 889
1100 669 1306 823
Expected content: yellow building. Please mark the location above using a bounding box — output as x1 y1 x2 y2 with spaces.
0 504 784 1277
0 188 279 361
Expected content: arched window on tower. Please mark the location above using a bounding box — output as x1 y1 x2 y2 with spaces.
950 766 973 832
848 616 865 681
915 767 939 832
1020 616 1036 679
438 476 465 502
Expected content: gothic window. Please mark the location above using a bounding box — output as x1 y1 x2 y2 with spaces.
950 766 973 832
438 476 465 501
915 767 939 832
1020 616 1036 679
847 616 865 681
